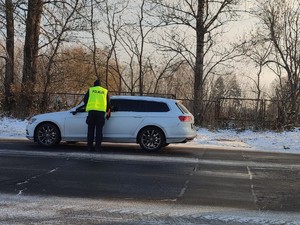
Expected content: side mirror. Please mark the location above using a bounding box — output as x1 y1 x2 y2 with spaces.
71 111 77 115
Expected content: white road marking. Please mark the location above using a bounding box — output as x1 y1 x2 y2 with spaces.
246 165 258 205
242 153 259 209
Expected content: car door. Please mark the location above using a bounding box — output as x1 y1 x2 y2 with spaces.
64 104 88 140
103 99 144 140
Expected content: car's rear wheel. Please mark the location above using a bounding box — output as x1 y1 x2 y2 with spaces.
35 122 61 146
138 126 165 152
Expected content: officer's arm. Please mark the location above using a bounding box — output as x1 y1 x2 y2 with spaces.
83 91 89 106
106 94 111 111
106 94 111 120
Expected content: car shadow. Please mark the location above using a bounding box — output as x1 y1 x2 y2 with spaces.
0 140 196 158
26 141 195 157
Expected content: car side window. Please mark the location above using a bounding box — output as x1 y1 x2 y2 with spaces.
145 101 169 112
111 99 140 112
111 99 169 112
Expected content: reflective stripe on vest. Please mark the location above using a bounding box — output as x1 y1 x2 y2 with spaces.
85 86 108 112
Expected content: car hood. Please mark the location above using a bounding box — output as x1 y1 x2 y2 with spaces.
32 110 69 120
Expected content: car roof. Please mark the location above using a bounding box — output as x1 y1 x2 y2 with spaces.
110 95 176 103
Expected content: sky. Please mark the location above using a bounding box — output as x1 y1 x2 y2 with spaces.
1 116 300 154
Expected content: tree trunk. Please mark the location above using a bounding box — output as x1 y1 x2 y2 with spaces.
20 0 43 117
4 0 15 114
193 0 205 125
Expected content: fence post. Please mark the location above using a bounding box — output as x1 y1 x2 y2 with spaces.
215 98 221 126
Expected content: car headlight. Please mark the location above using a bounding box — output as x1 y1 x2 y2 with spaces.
28 117 37 125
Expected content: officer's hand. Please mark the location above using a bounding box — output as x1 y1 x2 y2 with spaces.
106 109 111 120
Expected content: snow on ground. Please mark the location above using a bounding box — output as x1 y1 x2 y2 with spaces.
0 117 29 138
1 117 300 154
192 127 300 154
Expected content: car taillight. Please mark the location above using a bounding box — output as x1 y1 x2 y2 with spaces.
178 115 192 122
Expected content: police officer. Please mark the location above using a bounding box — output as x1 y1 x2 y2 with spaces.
83 79 110 152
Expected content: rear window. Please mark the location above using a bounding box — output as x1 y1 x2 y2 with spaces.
111 99 170 112
176 102 190 114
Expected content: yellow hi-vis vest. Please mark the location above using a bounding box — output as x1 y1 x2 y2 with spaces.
85 86 108 112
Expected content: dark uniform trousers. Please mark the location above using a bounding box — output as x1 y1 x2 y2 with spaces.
86 110 105 150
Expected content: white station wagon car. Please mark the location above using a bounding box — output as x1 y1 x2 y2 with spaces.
26 96 197 151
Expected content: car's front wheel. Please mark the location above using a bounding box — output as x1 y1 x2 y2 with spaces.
35 122 61 146
138 126 165 152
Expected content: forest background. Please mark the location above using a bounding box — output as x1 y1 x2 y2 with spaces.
1 0 300 129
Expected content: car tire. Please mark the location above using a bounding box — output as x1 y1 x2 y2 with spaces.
138 126 165 152
35 122 61 146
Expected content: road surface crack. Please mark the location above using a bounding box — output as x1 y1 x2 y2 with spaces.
178 162 199 199
16 167 59 196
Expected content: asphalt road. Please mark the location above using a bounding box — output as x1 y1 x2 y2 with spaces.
1 140 300 224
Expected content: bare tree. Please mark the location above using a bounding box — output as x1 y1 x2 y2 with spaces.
98 0 129 92
81 0 132 93
238 32 273 112
2 0 15 113
15 0 89 116
252 0 300 127
22 0 43 85
37 0 87 112
149 0 242 125
149 55 184 94
84 0 181 96
83 0 106 84
114 0 161 95
19 0 43 116
211 76 226 100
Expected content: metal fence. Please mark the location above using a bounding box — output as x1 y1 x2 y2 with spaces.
179 97 300 129
26 93 300 129
33 92 176 112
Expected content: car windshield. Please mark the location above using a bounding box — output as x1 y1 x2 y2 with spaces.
72 103 85 112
